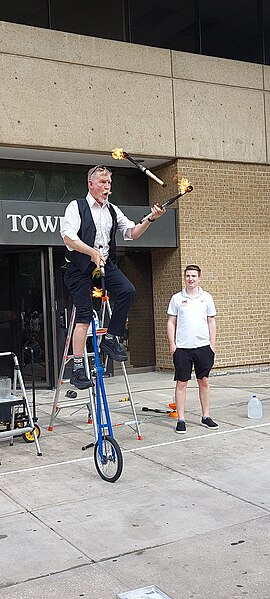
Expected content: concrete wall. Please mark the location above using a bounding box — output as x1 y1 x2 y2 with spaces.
0 22 174 157
1 21 270 164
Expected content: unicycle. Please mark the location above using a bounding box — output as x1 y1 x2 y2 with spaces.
82 313 123 483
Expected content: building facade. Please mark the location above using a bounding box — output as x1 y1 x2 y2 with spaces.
0 8 269 386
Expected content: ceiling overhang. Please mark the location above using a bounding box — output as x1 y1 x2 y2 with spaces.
0 146 174 169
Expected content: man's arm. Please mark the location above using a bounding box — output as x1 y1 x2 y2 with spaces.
207 316 216 352
63 236 106 268
167 314 177 354
130 204 165 240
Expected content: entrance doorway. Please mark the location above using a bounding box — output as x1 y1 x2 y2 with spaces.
0 249 49 385
51 249 71 375
0 246 156 388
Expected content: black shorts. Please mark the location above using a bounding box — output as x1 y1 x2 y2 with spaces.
173 345 215 381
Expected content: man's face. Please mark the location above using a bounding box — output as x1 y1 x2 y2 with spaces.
184 269 200 289
88 170 112 204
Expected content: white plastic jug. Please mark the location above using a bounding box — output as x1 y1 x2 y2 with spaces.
247 394 263 419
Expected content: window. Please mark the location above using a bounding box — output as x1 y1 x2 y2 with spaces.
50 0 124 40
0 0 49 28
200 0 263 64
128 0 198 53
0 163 148 206
263 0 270 65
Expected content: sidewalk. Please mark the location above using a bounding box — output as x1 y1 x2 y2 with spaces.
0 368 270 598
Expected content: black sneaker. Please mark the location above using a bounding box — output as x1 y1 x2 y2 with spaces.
175 420 186 434
201 417 219 429
70 368 92 390
100 337 128 362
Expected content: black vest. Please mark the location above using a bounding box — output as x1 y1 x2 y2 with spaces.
66 198 118 274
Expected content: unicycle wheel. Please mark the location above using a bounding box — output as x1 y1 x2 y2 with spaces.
94 435 123 483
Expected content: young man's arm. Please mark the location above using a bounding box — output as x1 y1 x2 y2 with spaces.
207 316 216 352
167 315 177 354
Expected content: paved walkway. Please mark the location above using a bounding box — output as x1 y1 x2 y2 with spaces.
0 368 270 598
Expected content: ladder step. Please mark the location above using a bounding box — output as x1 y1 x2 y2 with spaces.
67 352 99 358
114 420 139 427
87 328 107 337
56 399 92 409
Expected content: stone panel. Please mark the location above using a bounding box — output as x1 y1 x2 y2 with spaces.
172 50 263 89
263 91 270 161
173 80 266 163
0 54 175 157
263 65 270 91
0 20 171 77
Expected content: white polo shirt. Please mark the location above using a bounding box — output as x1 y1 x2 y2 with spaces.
167 287 216 349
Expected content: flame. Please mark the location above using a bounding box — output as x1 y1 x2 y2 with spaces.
112 148 127 160
173 175 193 195
92 287 103 298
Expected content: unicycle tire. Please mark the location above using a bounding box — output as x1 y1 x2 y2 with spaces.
94 435 123 483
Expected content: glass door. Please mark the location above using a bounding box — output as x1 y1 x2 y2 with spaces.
0 249 49 386
51 248 72 380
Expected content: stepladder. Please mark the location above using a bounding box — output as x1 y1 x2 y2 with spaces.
48 293 142 442
0 352 42 456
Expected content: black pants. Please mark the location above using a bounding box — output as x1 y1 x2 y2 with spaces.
64 259 135 337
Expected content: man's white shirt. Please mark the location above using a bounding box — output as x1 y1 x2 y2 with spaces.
60 192 135 258
167 287 216 348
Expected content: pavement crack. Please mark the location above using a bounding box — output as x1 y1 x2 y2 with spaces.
0 562 95 590
132 451 270 514
29 510 97 562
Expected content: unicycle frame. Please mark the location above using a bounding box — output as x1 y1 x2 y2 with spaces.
82 288 123 481
90 316 116 463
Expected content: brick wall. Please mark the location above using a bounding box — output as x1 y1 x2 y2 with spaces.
118 252 155 368
150 159 270 370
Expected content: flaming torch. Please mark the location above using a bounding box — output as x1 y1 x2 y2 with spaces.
112 148 167 188
90 287 107 334
138 176 193 223
160 176 193 209
92 287 103 298
91 267 105 295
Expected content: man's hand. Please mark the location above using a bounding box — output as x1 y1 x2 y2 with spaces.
63 236 106 268
150 204 166 220
169 342 177 354
167 315 177 354
91 248 106 268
